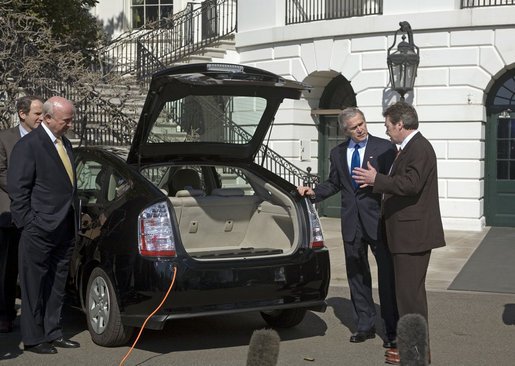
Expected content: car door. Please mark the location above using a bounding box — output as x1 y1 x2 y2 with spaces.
68 153 133 301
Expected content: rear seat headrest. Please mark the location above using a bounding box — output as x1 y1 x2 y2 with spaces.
211 188 245 197
176 189 204 197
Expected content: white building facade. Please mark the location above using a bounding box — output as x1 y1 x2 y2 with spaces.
93 0 515 231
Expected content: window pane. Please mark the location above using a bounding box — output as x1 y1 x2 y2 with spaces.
216 166 254 195
511 139 515 160
511 162 515 180
161 5 173 18
498 160 508 179
511 119 515 138
498 119 509 138
146 6 158 23
498 140 509 159
147 0 158 4
132 8 144 28
132 0 144 5
149 95 266 144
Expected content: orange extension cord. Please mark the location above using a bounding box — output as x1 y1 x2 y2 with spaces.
119 266 177 366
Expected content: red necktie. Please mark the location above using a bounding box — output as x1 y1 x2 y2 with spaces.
395 147 402 161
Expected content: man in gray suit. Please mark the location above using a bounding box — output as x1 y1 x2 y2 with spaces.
298 107 399 348
0 95 43 333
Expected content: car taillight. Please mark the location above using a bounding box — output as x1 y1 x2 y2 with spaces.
306 198 325 248
138 202 176 257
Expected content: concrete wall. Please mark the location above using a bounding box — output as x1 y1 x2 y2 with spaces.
235 3 515 231
91 0 130 39
93 0 197 38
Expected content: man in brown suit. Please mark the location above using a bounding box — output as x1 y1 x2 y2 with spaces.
352 101 445 364
0 95 43 332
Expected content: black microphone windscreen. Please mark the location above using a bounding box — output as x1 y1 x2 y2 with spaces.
246 328 280 366
397 313 428 366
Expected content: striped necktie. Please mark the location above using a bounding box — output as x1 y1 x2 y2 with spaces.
56 137 74 186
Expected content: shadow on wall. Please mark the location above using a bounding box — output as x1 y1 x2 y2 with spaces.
98 12 127 40
382 88 414 109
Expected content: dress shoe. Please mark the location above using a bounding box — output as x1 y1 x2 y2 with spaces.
51 337 80 348
349 329 376 343
385 348 398 357
385 351 431 364
0 320 14 333
383 340 397 349
385 353 400 365
24 342 58 354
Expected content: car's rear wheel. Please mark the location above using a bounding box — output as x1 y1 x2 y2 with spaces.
86 267 134 347
260 308 307 328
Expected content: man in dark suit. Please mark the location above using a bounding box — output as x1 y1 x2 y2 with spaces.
352 101 446 364
298 107 399 348
0 96 43 333
8 96 80 354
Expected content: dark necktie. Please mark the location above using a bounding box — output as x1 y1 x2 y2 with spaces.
350 144 360 189
388 147 402 176
395 147 402 161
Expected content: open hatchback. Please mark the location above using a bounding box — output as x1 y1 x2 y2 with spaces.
68 63 331 347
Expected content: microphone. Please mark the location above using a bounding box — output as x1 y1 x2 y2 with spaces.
246 328 280 366
397 313 429 366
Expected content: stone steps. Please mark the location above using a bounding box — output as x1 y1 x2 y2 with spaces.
81 33 236 145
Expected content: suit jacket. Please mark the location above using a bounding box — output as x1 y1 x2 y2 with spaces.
314 134 397 242
7 124 79 234
0 126 22 227
374 132 446 254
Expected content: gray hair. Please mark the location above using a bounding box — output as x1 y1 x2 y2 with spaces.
338 107 365 130
42 97 76 119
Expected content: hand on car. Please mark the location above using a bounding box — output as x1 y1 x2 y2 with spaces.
297 186 314 196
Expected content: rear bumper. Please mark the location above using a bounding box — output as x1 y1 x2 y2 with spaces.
121 249 330 329
123 299 327 330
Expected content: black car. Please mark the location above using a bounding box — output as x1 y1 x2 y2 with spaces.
67 63 330 347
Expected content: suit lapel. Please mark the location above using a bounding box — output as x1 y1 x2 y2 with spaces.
340 140 354 188
363 135 378 169
36 126 73 185
390 131 421 175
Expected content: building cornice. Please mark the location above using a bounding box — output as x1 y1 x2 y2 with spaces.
236 7 515 49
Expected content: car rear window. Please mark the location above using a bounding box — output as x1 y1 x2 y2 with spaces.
147 95 266 144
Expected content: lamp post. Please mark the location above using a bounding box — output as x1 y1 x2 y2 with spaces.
387 21 420 101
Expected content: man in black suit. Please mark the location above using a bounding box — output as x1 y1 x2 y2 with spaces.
0 95 43 333
8 96 80 354
298 107 399 348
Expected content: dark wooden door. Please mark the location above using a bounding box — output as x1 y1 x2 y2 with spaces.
485 110 515 227
485 70 515 227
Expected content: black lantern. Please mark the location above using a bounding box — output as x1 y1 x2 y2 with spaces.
387 21 420 101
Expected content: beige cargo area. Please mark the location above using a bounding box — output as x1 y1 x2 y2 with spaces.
168 186 298 258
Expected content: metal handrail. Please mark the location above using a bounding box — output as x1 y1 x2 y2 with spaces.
286 0 383 24
26 78 137 146
461 0 514 7
95 0 237 83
